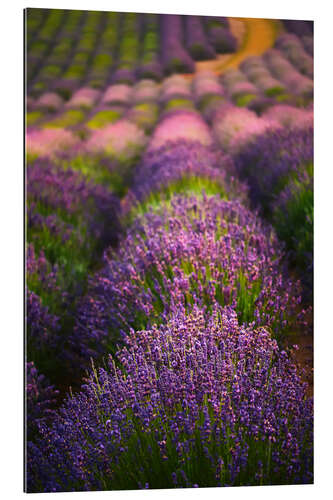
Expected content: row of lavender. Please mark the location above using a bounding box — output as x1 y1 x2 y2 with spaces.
26 65 313 298
27 96 313 490
26 76 313 385
27 8 237 97
26 33 313 134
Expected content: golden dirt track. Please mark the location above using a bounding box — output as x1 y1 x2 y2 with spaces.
187 17 283 76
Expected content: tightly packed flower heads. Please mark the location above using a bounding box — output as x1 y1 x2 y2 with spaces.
35 92 64 112
27 305 313 492
132 79 161 103
235 125 314 210
148 110 213 151
212 105 281 153
27 160 120 248
84 120 147 160
262 104 313 129
66 87 101 109
125 139 247 210
26 361 59 440
26 128 81 160
101 84 133 105
72 194 307 364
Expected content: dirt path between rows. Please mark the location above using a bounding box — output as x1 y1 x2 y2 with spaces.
184 17 283 79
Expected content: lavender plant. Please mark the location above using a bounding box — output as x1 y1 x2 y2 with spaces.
124 139 247 215
27 160 120 303
27 305 313 492
26 361 59 440
72 194 307 365
234 125 313 212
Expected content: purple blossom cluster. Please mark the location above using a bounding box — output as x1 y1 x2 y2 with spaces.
283 20 313 38
222 69 258 101
192 72 225 104
161 15 195 75
34 92 64 112
185 16 216 60
264 49 313 98
26 361 59 440
26 128 81 160
148 110 213 151
212 104 281 153
275 34 313 79
205 17 237 53
101 84 133 106
262 104 313 129
27 159 120 248
26 288 60 356
132 79 160 103
124 139 247 210
234 125 314 210
160 75 192 103
84 119 147 161
71 194 307 366
66 87 101 110
26 245 61 348
240 56 286 97
27 305 313 492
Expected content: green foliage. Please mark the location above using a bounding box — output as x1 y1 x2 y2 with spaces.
59 155 127 197
43 110 85 128
165 98 194 111
132 176 228 221
199 94 225 111
26 111 43 126
265 85 286 97
86 110 122 129
273 163 313 271
235 94 257 107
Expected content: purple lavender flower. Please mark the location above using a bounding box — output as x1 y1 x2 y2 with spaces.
66 87 101 110
148 110 213 151
26 361 59 440
124 139 247 211
205 17 237 54
27 159 120 250
27 305 313 492
72 194 307 365
101 84 133 106
112 68 136 85
275 34 313 79
234 125 314 211
240 56 286 96
262 104 313 129
212 105 281 153
160 75 192 103
26 128 81 160
35 92 64 112
264 49 313 98
185 16 216 60
192 72 225 103
161 15 195 75
132 80 160 103
84 120 147 161
283 20 313 37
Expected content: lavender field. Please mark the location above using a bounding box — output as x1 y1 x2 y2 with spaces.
25 9 314 492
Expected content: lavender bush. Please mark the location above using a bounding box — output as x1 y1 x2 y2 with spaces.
148 110 213 151
72 194 307 365
26 361 59 440
161 15 195 75
27 305 313 492
124 139 247 214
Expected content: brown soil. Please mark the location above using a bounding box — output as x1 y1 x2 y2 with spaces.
182 17 283 79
